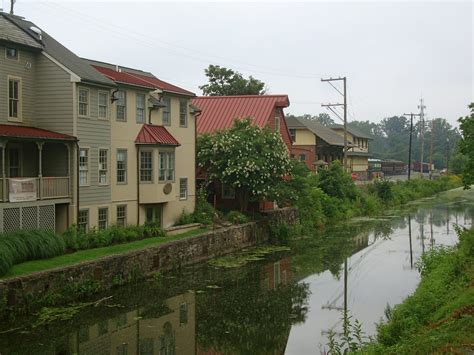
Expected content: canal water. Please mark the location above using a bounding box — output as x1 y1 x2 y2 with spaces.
1 189 473 354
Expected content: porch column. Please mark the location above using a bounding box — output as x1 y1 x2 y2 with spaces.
37 142 44 200
0 141 6 202
63 143 71 197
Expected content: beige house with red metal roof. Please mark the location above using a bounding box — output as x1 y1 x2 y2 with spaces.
0 12 197 232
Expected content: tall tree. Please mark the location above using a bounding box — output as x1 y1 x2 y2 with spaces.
286 113 335 127
199 65 266 96
458 103 474 188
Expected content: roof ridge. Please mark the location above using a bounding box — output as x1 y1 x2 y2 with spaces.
195 94 288 99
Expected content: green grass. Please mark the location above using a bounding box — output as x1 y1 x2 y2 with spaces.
3 227 210 279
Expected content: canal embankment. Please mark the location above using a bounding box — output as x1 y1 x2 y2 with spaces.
358 225 474 354
0 208 298 312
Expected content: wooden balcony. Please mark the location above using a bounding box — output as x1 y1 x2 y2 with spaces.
0 177 70 202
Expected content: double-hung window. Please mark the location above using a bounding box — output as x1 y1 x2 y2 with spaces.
136 94 146 123
140 151 153 182
8 78 20 119
116 205 127 227
78 88 89 116
162 97 171 126
159 151 175 182
116 149 127 184
78 209 89 232
98 149 108 185
6 47 18 60
289 129 296 142
98 207 108 230
179 100 187 127
79 148 89 186
116 90 126 121
179 178 188 200
98 91 108 119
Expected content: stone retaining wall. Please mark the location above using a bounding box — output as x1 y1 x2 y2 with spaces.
0 208 298 310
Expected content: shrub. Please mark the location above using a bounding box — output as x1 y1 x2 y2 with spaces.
193 188 214 225
175 209 195 226
373 179 394 202
226 211 249 224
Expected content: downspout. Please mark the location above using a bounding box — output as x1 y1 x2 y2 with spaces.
136 147 140 225
193 108 202 212
75 140 80 226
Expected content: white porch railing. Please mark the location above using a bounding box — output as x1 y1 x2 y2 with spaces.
0 177 70 202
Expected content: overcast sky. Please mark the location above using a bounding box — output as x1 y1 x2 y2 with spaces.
8 0 473 126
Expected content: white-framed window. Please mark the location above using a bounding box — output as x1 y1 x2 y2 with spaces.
98 207 108 230
289 129 296 142
6 47 18 60
116 149 127 184
136 93 146 123
275 115 281 132
179 178 188 200
116 90 126 121
162 97 171 126
79 148 89 186
98 149 108 185
140 151 153 182
116 205 127 227
98 91 109 119
179 99 187 127
222 184 236 199
78 88 89 117
8 77 21 119
159 151 175 182
78 209 89 232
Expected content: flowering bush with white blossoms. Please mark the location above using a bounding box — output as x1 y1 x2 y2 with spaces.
198 117 292 210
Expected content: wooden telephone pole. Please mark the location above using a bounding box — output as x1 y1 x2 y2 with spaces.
403 113 420 180
321 77 348 171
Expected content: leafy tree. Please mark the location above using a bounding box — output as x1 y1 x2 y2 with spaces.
286 113 335 127
458 103 474 188
199 65 266 96
197 118 291 211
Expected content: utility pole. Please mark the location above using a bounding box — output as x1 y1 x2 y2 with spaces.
10 0 15 15
429 120 434 179
403 113 420 180
418 98 426 177
321 77 348 171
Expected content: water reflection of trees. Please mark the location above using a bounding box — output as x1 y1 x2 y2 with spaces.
197 260 309 355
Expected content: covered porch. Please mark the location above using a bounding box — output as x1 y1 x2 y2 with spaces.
0 125 76 202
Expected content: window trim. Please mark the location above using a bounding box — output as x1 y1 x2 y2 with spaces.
116 204 127 227
275 115 281 132
7 75 22 122
98 90 109 120
98 207 109 230
116 89 127 122
5 47 19 61
179 177 188 200
77 209 89 232
79 147 90 187
136 93 146 123
139 149 154 183
98 148 109 186
116 148 128 185
158 150 175 183
78 87 90 118
179 99 188 128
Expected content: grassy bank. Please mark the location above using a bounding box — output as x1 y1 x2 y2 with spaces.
2 227 210 279
359 226 474 354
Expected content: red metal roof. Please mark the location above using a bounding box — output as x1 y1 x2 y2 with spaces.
192 95 290 134
127 72 195 97
92 65 194 96
135 124 180 146
0 124 76 141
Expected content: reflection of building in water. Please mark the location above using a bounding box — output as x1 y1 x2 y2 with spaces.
353 231 370 253
260 257 292 291
69 291 195 355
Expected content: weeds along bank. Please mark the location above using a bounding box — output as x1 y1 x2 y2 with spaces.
356 226 474 354
281 161 462 232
